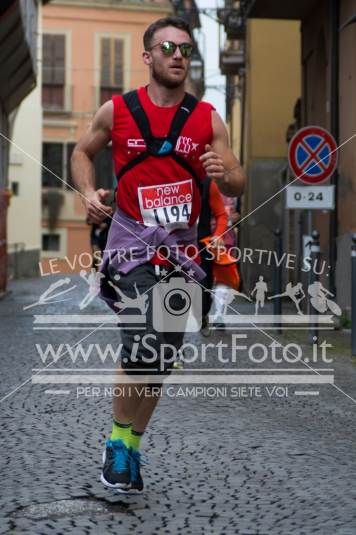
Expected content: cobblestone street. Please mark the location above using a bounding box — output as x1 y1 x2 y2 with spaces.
1 275 356 535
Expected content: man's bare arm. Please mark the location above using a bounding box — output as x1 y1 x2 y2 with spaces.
199 111 246 197
71 100 113 223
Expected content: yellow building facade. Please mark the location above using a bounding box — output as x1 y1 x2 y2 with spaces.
245 20 301 161
229 18 301 287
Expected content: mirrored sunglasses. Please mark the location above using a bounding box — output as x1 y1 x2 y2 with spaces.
150 40 193 58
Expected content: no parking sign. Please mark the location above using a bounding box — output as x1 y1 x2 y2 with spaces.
288 126 338 184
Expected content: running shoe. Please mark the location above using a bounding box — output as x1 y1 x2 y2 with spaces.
128 449 144 494
101 439 131 490
213 315 225 331
200 315 211 337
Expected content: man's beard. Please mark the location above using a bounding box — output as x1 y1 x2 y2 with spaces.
152 65 186 89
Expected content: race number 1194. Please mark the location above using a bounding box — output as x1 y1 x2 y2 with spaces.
153 203 190 225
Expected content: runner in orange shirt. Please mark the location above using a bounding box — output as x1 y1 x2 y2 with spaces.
197 177 228 336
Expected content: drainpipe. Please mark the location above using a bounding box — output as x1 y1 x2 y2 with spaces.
239 70 246 167
0 104 10 295
329 0 339 296
0 190 11 295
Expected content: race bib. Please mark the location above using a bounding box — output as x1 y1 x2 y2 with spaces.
138 179 193 230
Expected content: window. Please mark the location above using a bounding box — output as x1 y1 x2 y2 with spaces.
42 34 66 110
11 182 19 196
100 37 124 105
42 229 67 258
42 143 63 187
42 142 75 189
42 234 60 251
42 142 114 190
94 146 115 190
66 142 76 189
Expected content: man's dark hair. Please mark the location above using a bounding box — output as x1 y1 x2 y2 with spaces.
143 17 193 50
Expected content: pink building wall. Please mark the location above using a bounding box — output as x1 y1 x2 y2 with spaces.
41 1 172 274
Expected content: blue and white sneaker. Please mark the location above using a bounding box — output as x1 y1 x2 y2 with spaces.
101 439 131 490
128 449 144 494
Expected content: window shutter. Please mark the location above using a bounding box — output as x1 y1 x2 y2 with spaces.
53 35 65 85
101 38 111 87
114 39 123 89
100 37 123 88
42 34 53 84
94 146 114 190
100 37 124 103
42 143 63 188
66 143 76 189
42 34 65 85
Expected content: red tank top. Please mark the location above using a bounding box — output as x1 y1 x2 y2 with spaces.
111 86 215 228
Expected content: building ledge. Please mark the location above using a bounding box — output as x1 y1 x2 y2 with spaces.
43 118 78 128
48 0 172 12
219 47 245 76
246 0 318 20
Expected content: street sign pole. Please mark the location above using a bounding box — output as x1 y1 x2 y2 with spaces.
273 229 282 334
352 234 356 358
288 126 338 321
307 211 313 319
309 230 320 345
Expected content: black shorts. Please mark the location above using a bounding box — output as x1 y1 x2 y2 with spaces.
108 263 186 378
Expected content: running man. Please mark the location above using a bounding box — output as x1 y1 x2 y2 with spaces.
251 275 268 315
197 177 228 336
71 17 245 494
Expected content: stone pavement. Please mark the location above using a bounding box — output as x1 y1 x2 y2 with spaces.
0 275 356 535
